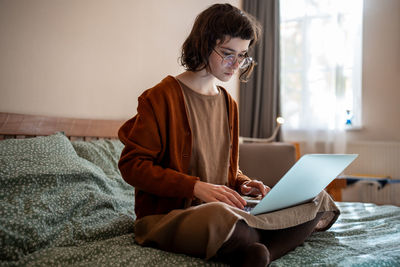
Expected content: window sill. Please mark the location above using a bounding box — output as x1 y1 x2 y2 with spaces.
345 126 363 131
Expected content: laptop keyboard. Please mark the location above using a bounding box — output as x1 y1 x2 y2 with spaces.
242 197 260 213
244 205 254 213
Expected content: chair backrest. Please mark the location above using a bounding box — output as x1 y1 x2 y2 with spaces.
239 142 296 187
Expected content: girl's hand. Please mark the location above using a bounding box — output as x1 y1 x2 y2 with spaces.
240 180 271 197
193 181 247 209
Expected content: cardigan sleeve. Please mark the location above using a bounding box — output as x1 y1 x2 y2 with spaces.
118 95 199 199
236 169 252 189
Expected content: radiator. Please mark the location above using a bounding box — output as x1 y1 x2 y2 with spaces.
341 181 400 206
345 141 400 179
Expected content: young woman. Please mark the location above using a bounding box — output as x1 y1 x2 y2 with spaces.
118 4 339 266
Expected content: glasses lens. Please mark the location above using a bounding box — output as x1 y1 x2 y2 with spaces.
220 52 252 69
239 57 252 69
222 55 235 67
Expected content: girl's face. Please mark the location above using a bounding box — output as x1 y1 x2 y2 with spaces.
208 37 251 82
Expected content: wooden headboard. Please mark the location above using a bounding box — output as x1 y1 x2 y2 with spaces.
0 112 126 140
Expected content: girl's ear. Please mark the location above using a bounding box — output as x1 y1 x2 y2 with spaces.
215 38 222 48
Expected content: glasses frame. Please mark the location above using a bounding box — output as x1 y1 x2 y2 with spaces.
213 48 253 69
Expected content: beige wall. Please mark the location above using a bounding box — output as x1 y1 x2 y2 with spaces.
0 0 240 120
346 0 400 142
0 0 399 142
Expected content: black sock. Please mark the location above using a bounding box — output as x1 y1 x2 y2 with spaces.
242 242 270 267
217 220 270 267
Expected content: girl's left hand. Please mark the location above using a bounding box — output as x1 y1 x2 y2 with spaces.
240 180 271 197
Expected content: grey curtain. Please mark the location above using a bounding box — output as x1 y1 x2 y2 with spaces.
240 0 281 140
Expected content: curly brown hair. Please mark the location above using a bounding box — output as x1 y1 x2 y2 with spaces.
180 3 261 82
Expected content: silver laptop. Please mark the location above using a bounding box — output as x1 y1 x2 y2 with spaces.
247 154 358 215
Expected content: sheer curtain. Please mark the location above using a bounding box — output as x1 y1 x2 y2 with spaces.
280 0 363 154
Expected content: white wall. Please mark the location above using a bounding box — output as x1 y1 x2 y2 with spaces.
0 0 240 120
347 0 400 142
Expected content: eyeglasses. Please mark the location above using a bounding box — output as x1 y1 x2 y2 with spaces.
213 49 253 69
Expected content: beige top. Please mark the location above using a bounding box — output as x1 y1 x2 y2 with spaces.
179 81 230 187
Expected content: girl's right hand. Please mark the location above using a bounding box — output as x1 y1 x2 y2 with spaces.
193 181 247 209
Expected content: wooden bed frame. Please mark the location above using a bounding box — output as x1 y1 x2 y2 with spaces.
0 112 125 140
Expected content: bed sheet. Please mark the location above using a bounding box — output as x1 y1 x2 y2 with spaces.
3 202 399 266
1 134 399 266
271 202 400 266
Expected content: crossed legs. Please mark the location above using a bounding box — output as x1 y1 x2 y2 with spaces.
216 212 324 266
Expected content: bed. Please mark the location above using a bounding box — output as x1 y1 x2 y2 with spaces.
1 112 400 266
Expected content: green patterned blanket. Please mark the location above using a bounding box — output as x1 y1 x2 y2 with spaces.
1 134 399 266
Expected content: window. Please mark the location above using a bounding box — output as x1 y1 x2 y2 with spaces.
280 0 363 131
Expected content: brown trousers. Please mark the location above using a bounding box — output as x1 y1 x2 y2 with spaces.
134 192 339 260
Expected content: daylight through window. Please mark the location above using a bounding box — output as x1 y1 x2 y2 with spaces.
280 0 363 131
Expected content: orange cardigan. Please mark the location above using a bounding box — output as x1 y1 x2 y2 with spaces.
118 76 251 219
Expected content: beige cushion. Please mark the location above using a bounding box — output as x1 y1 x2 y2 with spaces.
239 142 296 187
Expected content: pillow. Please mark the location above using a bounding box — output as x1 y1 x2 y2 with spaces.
0 133 135 262
71 139 124 177
71 138 135 221
71 139 134 209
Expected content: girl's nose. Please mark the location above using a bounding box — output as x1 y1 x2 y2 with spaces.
231 59 240 70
